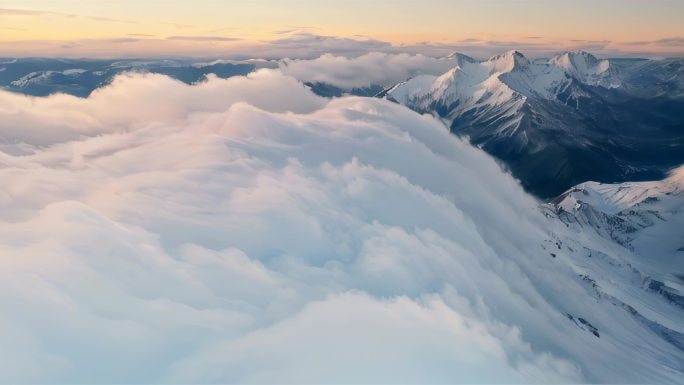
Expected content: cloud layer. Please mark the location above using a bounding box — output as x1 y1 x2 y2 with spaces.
279 52 460 89
0 71 680 383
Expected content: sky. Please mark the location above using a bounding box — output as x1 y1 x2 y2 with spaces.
1 0 683 58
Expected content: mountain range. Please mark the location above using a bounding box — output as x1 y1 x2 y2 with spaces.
382 51 684 198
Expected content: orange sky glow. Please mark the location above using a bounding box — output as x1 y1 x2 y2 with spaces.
1 0 682 58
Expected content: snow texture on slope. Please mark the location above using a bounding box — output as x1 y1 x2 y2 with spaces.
382 51 684 199
385 50 620 124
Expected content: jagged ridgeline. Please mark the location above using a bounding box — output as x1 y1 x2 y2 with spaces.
383 51 684 199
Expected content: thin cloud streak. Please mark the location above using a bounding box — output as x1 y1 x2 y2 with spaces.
0 7 136 24
0 32 682 59
167 36 242 42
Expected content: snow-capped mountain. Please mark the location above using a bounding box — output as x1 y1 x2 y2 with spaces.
550 166 684 278
384 50 618 115
549 51 621 89
383 51 684 198
540 167 684 366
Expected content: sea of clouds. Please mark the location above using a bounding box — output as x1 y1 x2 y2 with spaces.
0 70 680 383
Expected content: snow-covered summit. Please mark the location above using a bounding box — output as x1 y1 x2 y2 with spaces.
385 50 573 122
383 51 684 199
556 165 684 215
551 166 684 279
384 51 524 125
484 50 530 73
444 51 477 66
550 51 621 88
388 49 625 102
386 50 622 115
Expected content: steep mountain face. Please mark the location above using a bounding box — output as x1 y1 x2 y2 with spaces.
549 51 621 89
541 168 684 361
613 57 684 98
384 51 684 198
550 166 684 278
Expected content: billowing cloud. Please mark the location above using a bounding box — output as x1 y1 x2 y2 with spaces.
0 71 680 383
279 52 461 89
0 70 324 145
167 293 580 383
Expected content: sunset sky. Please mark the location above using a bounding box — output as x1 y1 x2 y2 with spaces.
1 0 683 58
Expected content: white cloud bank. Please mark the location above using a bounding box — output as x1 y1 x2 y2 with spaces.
0 71 681 383
279 52 460 90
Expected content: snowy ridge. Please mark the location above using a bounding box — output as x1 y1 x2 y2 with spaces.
385 51 528 133
550 51 621 88
385 50 619 128
483 50 529 73
9 69 87 88
555 166 684 216
541 167 684 374
383 50 684 199
445 51 477 67
549 166 684 284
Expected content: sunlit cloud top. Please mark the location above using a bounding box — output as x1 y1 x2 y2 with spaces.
1 0 683 58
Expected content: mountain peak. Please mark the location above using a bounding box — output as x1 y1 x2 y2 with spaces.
550 50 618 87
446 51 476 62
445 52 477 68
486 50 529 73
489 50 527 60
552 50 601 68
